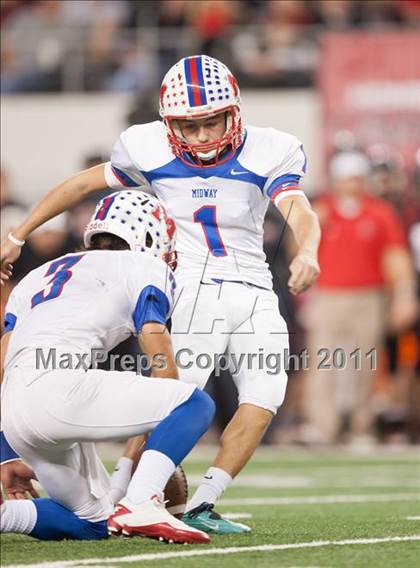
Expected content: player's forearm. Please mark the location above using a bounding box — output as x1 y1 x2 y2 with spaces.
139 323 179 379
150 333 179 379
286 206 321 259
12 164 107 241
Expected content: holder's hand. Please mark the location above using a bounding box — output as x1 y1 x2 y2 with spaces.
1 460 39 500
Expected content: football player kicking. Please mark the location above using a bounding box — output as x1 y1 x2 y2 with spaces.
0 55 321 534
0 192 214 544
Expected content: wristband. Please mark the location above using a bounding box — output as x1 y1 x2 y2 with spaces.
0 431 20 464
7 232 25 247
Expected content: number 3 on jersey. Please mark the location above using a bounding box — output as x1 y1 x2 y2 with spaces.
31 254 84 308
194 206 227 257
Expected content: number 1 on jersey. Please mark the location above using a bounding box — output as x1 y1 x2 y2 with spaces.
193 205 227 257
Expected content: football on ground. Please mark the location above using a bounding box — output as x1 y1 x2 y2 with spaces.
164 464 188 519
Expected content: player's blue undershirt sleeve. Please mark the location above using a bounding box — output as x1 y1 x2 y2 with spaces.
132 285 170 333
3 312 17 332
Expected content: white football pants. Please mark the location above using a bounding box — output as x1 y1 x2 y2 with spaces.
171 280 289 414
1 367 195 522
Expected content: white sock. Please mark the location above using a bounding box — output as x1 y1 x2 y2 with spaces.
0 500 37 534
186 466 232 512
109 457 133 505
126 450 175 505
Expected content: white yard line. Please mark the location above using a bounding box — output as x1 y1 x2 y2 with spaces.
7 535 420 568
188 474 313 488
178 444 420 460
97 442 420 462
188 474 420 489
219 493 420 506
405 516 420 520
222 512 253 520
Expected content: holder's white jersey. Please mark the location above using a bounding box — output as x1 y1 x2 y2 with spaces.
3 250 175 372
104 122 307 289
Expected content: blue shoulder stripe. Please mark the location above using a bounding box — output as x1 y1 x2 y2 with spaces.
111 166 139 188
4 312 17 332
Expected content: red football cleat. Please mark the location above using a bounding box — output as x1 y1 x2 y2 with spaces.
108 496 210 544
108 501 131 536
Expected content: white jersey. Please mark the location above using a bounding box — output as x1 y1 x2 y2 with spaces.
4 250 175 371
104 122 307 289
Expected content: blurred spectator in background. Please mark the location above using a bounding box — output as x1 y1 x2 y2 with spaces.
398 0 420 25
1 0 65 92
157 0 188 31
0 0 32 25
80 1 129 91
370 154 420 234
155 0 190 74
187 0 237 59
104 43 157 93
352 0 405 27
232 0 317 87
1 0 128 92
2 0 420 92
368 153 420 440
302 151 418 447
311 0 354 30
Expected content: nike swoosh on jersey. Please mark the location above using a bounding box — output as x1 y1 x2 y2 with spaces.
230 169 248 175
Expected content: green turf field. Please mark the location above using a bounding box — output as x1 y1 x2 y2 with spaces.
1 447 419 567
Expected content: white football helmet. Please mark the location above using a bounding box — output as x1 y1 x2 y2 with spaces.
84 191 177 268
159 55 243 167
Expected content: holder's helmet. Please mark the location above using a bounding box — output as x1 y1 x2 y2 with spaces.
84 191 177 268
159 55 243 167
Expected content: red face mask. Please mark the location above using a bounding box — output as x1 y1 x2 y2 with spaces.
164 106 243 168
152 204 178 271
